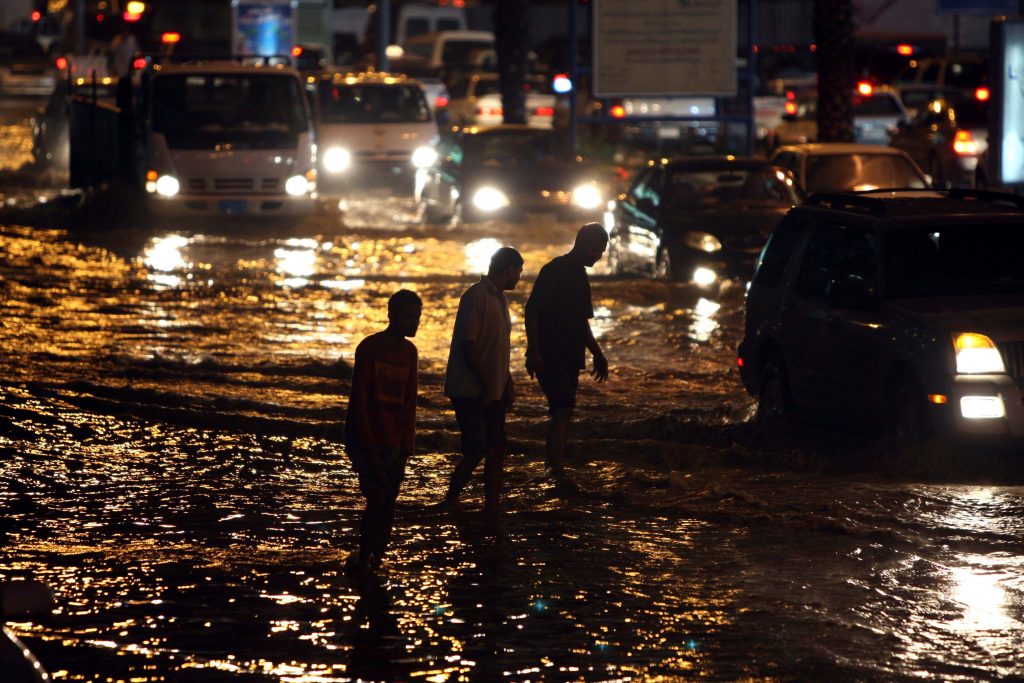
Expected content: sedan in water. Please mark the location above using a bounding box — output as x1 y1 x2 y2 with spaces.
769 143 931 195
606 157 800 287
415 125 615 225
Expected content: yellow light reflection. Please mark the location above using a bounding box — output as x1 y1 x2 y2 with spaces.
144 235 189 272
949 565 1014 631
690 297 720 342
275 247 317 278
463 238 502 274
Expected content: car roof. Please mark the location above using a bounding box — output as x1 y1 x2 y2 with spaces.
799 190 1024 227
318 70 423 86
153 61 300 76
655 155 779 171
773 142 908 155
456 123 554 136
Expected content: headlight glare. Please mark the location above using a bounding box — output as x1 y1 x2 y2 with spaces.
954 332 1005 374
285 174 310 196
323 147 351 173
683 230 722 253
411 146 438 168
571 183 602 210
155 175 179 197
472 186 509 212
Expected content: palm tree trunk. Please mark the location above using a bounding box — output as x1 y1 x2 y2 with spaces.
814 0 855 142
495 0 530 125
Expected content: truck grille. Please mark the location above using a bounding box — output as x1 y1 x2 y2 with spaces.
997 341 1024 381
185 178 283 194
213 178 254 191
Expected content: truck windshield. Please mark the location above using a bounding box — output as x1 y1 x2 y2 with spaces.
885 223 1024 297
152 73 308 149
318 83 430 124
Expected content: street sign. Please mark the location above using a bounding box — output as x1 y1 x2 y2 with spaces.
592 0 737 97
989 17 1024 186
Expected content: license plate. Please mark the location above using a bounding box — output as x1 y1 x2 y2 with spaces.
219 199 247 214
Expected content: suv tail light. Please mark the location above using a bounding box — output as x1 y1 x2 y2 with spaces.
434 95 449 108
533 106 555 117
477 105 502 117
975 87 990 101
953 130 979 155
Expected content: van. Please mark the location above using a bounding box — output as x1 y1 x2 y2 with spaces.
395 4 468 46
402 30 495 70
315 70 439 195
139 59 317 216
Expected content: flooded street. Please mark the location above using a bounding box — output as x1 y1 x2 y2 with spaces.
1 106 1023 682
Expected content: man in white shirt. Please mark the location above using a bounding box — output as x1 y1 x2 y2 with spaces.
441 247 523 517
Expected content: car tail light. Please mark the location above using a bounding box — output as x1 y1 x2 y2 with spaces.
857 81 873 96
132 57 147 70
975 86 990 101
435 95 449 108
161 32 181 44
477 106 502 117
784 101 797 115
785 90 796 100
953 130 979 155
897 43 914 56
610 104 626 118
292 45 303 57
533 106 555 117
55 56 68 70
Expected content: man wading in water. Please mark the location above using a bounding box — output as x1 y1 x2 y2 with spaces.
343 289 422 579
525 223 609 484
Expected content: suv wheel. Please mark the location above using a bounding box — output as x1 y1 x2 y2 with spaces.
757 356 793 429
882 374 939 472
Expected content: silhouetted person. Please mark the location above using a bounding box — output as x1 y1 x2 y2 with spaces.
440 247 524 517
344 289 422 578
525 223 609 480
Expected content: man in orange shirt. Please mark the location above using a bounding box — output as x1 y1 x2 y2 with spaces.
344 290 422 578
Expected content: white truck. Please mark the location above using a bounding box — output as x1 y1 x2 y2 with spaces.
138 58 317 216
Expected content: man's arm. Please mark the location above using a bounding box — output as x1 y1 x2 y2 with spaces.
402 346 418 457
524 307 543 379
584 322 608 382
345 345 379 453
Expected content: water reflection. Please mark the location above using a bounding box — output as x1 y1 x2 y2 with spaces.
464 238 503 274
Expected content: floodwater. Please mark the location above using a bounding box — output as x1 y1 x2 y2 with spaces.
1 107 1023 682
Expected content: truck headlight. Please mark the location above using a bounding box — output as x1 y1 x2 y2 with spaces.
954 332 1005 374
571 183 602 210
411 146 438 169
472 186 509 212
155 175 180 197
285 174 310 196
683 230 722 253
323 147 351 173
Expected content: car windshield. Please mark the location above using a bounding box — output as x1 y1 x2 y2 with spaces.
153 73 308 148
805 154 926 192
0 35 48 65
473 76 552 97
318 83 430 123
665 167 796 207
463 131 570 167
951 100 988 127
885 224 1024 298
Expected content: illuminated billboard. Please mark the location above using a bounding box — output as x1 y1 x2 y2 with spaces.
990 18 1024 186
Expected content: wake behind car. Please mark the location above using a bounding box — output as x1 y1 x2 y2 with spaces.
315 70 439 195
607 157 799 287
141 58 317 217
738 189 1024 453
415 125 612 226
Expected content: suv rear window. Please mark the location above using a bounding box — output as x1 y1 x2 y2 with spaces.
753 216 807 287
852 94 902 117
805 154 927 193
885 224 1024 298
318 83 430 123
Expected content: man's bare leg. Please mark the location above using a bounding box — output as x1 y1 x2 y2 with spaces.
544 408 573 477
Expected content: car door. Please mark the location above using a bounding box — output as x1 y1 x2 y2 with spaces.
779 220 884 416
614 166 662 271
896 106 945 170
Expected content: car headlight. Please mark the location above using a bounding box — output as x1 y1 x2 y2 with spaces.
155 175 180 197
411 145 438 169
954 333 1005 374
323 147 351 173
571 183 602 210
472 186 509 212
285 174 311 196
693 267 717 287
683 230 722 253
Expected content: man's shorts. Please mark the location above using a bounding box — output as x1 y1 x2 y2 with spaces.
451 397 508 454
537 360 580 414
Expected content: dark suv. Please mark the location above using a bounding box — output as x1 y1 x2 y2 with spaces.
737 190 1024 450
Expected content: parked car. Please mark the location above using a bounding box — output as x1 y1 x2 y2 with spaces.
769 143 930 195
402 30 495 70
415 124 613 225
0 32 57 96
893 82 965 119
889 97 988 189
738 189 1024 453
767 85 909 147
293 43 332 75
606 157 799 286
895 53 988 102
315 70 439 194
445 72 558 129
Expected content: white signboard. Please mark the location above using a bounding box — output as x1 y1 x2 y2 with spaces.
593 0 737 97
994 20 1024 185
